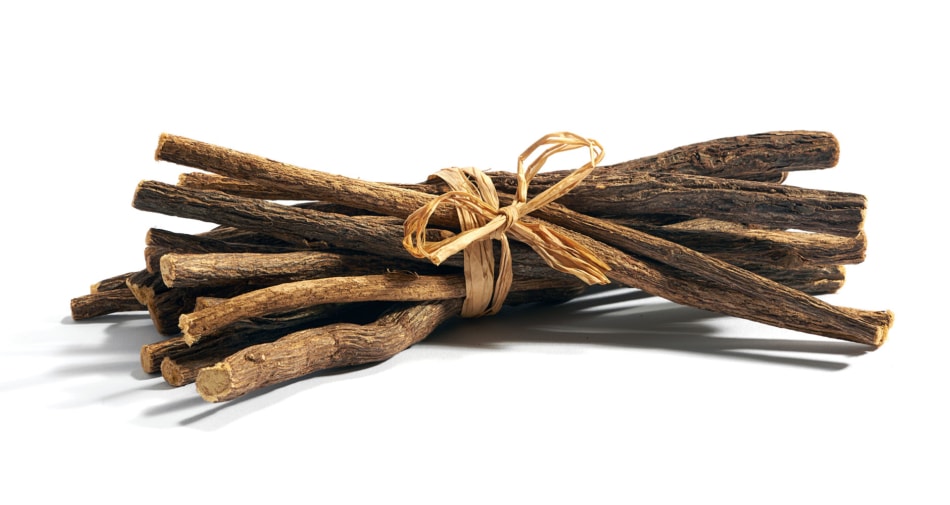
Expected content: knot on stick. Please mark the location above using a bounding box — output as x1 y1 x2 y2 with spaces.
403 132 611 317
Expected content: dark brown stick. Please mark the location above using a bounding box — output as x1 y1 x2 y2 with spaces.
638 219 866 268
740 265 845 295
147 227 304 253
539 130 839 182
70 289 146 320
90 272 140 294
533 172 865 236
182 171 866 236
175 174 867 267
132 181 570 283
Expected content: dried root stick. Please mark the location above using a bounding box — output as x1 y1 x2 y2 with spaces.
196 299 463 402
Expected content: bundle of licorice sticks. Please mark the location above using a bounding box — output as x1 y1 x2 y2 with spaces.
70 131 892 402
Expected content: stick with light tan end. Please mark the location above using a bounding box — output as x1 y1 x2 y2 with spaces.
197 299 462 402
179 274 579 346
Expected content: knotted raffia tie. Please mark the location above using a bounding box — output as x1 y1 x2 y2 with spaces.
402 132 612 317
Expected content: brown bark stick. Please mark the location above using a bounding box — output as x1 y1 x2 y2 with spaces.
530 172 864 236
125 271 193 335
174 131 839 197
196 298 463 402
140 303 375 374
576 231 891 345
639 219 866 268
739 265 845 295
157 248 845 295
179 273 577 345
134 180 435 260
147 227 304 253
70 289 146 320
159 251 451 288
541 130 839 182
196 225 306 247
90 272 140 294
156 303 389 384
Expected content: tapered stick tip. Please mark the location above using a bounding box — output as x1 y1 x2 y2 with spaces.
196 363 234 402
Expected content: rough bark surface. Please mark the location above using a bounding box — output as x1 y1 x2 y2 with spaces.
70 289 146 320
639 219 866 267
160 251 450 288
542 130 839 182
65 130 895 404
182 170 864 236
179 273 577 345
196 299 463 402
150 136 893 345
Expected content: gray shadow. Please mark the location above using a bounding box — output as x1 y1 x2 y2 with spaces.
50 288 871 429
422 288 869 371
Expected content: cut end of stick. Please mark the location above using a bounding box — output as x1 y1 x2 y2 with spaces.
827 132 840 168
160 357 189 387
179 314 199 346
68 297 86 321
196 363 234 402
857 204 867 234
872 310 896 348
140 345 159 374
158 254 178 287
155 133 171 161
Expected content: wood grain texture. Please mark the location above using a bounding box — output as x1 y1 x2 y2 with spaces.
549 130 839 182
139 303 363 374
179 273 578 345
159 251 450 288
196 299 463 402
175 175 866 268
150 136 892 345
182 170 864 236
70 289 145 320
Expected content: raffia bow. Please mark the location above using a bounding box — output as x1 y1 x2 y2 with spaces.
402 132 611 317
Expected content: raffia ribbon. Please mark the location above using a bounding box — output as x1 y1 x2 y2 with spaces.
403 132 612 317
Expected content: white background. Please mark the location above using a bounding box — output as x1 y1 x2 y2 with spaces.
2 1 946 503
